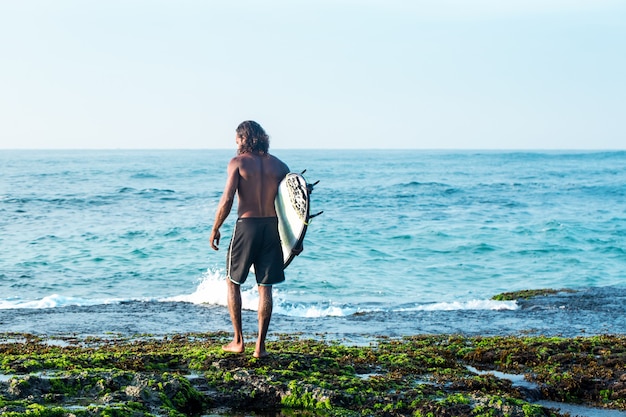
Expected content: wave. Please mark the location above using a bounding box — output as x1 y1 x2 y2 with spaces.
0 294 125 310
1 188 176 208
161 269 349 317
117 187 176 195
396 299 518 312
0 269 518 316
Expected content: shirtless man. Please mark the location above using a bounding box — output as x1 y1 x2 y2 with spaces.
209 121 289 358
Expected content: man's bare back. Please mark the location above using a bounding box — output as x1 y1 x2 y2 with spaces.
210 151 289 251
235 152 289 218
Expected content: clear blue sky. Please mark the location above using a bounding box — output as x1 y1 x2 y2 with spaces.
1 1 624 150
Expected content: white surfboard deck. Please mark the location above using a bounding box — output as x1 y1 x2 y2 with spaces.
275 172 310 268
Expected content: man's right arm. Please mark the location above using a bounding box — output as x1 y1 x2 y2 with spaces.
209 159 239 251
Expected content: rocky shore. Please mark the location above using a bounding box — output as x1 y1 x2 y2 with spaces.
0 330 625 417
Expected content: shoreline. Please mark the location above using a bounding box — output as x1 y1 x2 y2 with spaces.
1 331 625 417
2 286 625 341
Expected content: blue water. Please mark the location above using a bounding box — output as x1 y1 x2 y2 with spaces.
1 150 625 338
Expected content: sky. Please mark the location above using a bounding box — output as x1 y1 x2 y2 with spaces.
1 0 624 150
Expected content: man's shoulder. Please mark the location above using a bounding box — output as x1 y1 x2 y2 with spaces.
228 153 250 165
266 153 289 170
230 152 288 174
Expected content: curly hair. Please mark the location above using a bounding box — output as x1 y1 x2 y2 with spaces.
236 121 270 155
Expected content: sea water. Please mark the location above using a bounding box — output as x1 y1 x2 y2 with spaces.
1 150 625 338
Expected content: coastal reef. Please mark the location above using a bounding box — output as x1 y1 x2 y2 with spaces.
0 332 625 417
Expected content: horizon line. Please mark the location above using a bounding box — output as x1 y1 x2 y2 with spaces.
1 148 625 152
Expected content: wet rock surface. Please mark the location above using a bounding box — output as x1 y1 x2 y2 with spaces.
0 332 625 416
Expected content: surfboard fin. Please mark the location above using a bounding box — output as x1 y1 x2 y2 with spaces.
306 181 318 195
298 169 323 219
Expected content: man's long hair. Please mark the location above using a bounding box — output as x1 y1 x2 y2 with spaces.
236 121 270 155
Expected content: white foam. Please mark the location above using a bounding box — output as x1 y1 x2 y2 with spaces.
161 268 261 311
273 300 351 318
162 268 228 305
162 268 351 317
398 299 518 312
147 270 520 316
0 294 122 310
0 269 518 317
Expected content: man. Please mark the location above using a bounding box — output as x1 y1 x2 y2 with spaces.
209 120 290 358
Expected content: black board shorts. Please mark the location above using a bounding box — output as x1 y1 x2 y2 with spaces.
227 217 285 286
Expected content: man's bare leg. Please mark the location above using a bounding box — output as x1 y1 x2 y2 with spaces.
254 285 273 358
223 279 245 353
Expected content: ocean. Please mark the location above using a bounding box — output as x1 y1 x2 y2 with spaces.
1 149 625 341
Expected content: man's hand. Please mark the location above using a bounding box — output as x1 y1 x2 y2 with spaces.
292 241 304 256
210 229 221 251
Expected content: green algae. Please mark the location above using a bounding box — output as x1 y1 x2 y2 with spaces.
491 288 576 301
0 332 625 416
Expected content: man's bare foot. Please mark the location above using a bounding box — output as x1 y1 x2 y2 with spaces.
222 341 245 354
253 349 269 358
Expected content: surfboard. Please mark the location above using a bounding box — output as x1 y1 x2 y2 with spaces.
275 172 313 268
